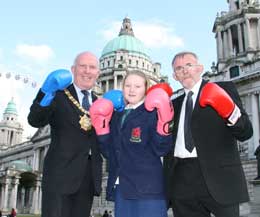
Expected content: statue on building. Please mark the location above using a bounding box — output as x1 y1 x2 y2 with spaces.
254 141 260 180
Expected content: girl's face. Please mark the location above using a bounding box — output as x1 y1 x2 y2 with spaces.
123 74 146 106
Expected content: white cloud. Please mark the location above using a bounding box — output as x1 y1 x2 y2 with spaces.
135 21 184 49
101 21 122 41
15 44 54 62
100 19 184 49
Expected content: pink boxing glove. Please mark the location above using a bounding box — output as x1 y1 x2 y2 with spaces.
199 82 241 125
146 83 173 97
89 98 114 135
145 88 174 135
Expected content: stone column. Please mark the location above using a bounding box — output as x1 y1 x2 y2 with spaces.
31 179 41 214
106 80 109 92
237 23 244 53
228 28 234 56
244 21 249 50
10 176 19 209
33 148 40 171
7 130 10 145
44 146 48 156
0 185 5 208
38 185 42 211
217 30 224 60
245 18 253 50
114 75 118 89
251 93 260 158
223 31 228 59
21 187 25 213
257 18 260 49
3 178 10 211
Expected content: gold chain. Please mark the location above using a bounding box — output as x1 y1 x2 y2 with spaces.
64 89 92 131
64 89 89 116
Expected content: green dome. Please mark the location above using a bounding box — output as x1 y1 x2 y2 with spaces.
9 160 32 172
101 35 149 57
4 98 18 115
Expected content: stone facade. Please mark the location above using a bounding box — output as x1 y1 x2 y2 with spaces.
1 3 260 215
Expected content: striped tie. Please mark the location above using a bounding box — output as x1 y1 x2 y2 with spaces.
81 90 90 111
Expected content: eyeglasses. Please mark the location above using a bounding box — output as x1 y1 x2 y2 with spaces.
174 63 199 75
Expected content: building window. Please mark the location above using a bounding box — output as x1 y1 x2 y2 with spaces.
136 60 139 66
120 56 123 61
118 64 123 68
142 62 145 67
235 1 239 9
129 59 131 65
229 66 240 78
154 68 156 73
102 63 104 68
107 61 110 67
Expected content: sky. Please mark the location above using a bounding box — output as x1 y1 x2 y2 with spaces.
0 0 229 139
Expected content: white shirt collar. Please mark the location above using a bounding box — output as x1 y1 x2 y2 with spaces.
125 99 144 110
73 83 93 106
73 83 93 96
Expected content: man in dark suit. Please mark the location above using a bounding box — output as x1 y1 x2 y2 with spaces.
28 51 103 217
164 51 253 217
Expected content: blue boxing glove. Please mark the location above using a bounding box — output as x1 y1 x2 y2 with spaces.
40 69 72 106
103 90 125 112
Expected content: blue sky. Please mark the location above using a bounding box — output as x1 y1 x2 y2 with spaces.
0 0 229 139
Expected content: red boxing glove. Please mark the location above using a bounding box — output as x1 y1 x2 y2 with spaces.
145 88 174 135
89 98 114 135
199 83 241 125
146 83 173 97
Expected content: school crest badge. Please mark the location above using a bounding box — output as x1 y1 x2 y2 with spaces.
130 127 141 143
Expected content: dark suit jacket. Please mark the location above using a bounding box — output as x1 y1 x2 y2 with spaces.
164 80 253 205
28 84 103 196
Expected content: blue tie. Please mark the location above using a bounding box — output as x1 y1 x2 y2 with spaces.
184 91 194 152
81 90 90 111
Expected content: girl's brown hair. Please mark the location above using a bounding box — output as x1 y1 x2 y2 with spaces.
123 70 149 91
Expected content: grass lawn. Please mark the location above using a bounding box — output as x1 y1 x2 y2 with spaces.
17 215 41 217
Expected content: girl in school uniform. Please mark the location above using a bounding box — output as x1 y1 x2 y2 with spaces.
90 70 174 217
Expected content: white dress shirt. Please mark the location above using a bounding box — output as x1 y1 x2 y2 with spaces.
174 79 203 158
73 84 93 107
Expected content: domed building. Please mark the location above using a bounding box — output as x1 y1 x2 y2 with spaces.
2 9 260 216
98 17 166 93
0 99 42 214
0 98 23 149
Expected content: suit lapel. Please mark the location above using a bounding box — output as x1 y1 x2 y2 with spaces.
91 91 98 103
192 79 208 118
172 94 185 148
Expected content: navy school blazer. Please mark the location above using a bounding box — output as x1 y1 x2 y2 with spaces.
98 103 173 201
